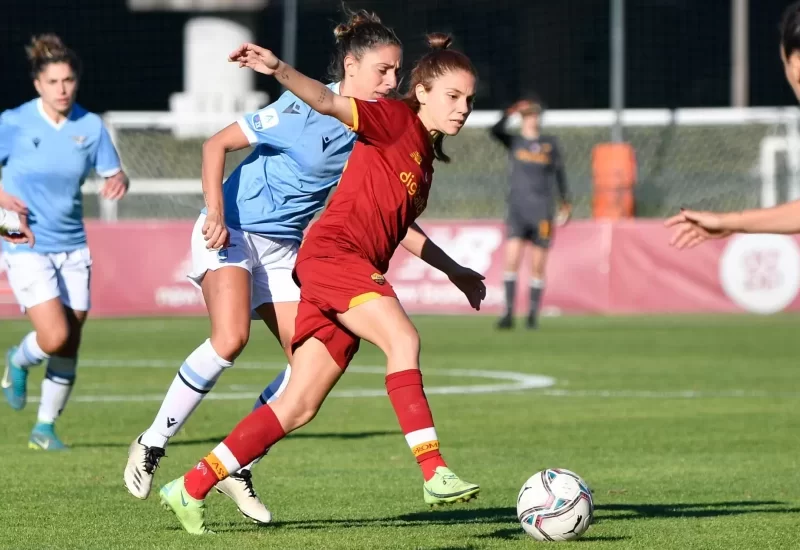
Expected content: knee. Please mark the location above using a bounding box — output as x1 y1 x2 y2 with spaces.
211 326 250 361
38 325 70 355
385 326 421 365
275 396 320 432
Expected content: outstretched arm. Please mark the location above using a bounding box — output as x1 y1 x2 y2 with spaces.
401 224 486 310
664 201 800 249
229 43 354 128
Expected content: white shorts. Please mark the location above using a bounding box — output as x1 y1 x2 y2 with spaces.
187 214 300 309
2 247 92 312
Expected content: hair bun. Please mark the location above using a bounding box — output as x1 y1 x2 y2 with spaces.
333 9 382 42
26 34 66 62
333 23 352 41
426 32 453 51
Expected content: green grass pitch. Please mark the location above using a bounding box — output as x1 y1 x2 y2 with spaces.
1 314 799 549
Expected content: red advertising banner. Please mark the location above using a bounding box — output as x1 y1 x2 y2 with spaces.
2 219 800 318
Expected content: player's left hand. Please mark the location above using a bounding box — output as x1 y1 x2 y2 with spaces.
448 265 486 311
229 43 281 75
100 171 129 201
556 203 572 226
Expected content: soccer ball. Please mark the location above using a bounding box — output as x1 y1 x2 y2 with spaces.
516 468 594 541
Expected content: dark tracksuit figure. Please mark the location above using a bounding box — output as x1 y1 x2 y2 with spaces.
491 97 570 329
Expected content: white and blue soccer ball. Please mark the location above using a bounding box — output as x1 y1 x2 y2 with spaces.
516 468 594 541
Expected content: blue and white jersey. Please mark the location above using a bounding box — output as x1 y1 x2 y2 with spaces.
213 82 356 242
0 99 121 254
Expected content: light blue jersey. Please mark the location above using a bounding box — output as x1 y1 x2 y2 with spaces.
0 99 121 254
213 82 356 242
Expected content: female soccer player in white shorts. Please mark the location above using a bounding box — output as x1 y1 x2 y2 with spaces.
0 35 129 450
125 9 408 523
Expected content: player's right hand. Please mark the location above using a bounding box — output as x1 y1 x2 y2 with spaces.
506 100 532 116
229 43 280 76
1 214 34 248
664 209 732 249
0 190 28 215
203 210 229 251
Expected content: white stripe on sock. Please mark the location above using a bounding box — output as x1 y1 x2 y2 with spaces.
211 442 241 474
405 427 438 448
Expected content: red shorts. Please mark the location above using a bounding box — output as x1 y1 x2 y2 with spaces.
290 255 397 369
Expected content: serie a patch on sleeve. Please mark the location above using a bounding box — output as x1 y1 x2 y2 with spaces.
252 107 279 131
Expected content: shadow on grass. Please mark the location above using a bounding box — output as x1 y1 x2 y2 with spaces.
71 430 400 449
203 501 798 538
596 501 800 521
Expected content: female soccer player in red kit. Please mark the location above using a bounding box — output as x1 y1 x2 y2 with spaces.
160 33 484 534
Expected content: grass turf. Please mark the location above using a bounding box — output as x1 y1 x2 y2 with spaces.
1 314 799 549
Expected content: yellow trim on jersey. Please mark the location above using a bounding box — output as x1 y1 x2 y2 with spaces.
347 97 359 132
348 292 381 310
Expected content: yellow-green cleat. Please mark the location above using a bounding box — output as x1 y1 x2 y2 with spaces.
159 477 214 535
423 466 480 507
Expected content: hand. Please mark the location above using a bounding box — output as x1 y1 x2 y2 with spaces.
100 171 129 201
448 265 487 311
228 43 281 76
1 214 34 247
0 190 28 215
203 210 229 251
556 203 572 226
664 209 732 250
506 100 532 116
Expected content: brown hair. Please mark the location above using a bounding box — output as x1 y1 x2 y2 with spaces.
782 1 800 59
26 34 82 80
327 6 401 83
403 33 477 163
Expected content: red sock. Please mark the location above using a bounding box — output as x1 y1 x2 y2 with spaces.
183 404 286 500
386 369 446 481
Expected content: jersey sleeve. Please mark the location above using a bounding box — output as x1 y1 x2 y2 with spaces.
237 93 309 150
93 124 122 177
0 111 14 165
348 99 412 146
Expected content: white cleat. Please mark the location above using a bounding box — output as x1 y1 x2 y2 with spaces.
216 470 272 524
123 434 165 500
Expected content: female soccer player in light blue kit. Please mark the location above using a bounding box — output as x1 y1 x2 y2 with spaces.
1 35 129 450
125 9 410 523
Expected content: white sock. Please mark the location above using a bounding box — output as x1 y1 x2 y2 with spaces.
140 339 232 449
12 332 49 368
238 364 292 473
37 356 77 423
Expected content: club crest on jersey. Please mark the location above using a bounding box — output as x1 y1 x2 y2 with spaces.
71 135 87 145
32 137 40 148
410 151 422 165
370 273 386 285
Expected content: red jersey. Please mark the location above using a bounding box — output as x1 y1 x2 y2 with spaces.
298 98 434 274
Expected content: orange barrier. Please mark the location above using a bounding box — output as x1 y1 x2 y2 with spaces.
591 142 637 219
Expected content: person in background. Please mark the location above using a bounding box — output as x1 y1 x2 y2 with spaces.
491 95 570 330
